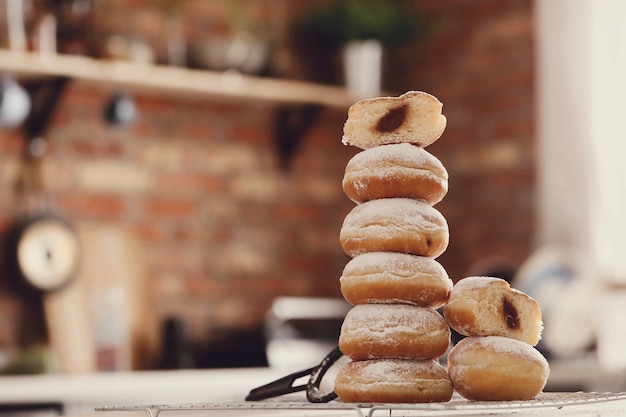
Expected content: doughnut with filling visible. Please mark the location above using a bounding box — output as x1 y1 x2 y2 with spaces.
342 143 448 205
335 358 453 403
340 252 452 308
443 276 543 346
339 304 450 360
340 198 449 258
447 336 550 401
342 91 447 150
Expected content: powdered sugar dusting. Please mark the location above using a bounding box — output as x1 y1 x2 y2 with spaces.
454 276 506 291
344 304 444 330
344 252 446 276
343 198 446 228
346 143 447 178
473 336 545 362
449 336 549 373
358 360 399 380
347 166 443 185
349 358 446 382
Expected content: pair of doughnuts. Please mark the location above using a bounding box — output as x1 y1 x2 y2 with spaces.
335 92 453 404
444 276 549 401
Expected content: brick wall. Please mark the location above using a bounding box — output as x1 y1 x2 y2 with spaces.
0 0 535 365
399 0 536 281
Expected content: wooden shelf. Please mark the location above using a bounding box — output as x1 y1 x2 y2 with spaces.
0 49 356 108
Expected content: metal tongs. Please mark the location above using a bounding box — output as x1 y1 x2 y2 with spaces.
246 346 345 403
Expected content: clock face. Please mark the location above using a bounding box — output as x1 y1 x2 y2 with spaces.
16 219 80 291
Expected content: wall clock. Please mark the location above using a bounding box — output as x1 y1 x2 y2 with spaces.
7 216 80 293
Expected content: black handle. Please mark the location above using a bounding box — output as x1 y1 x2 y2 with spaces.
245 366 315 401
306 346 343 403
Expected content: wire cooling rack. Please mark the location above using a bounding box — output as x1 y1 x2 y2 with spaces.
96 392 626 417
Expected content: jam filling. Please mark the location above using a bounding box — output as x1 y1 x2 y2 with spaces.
375 104 408 133
502 296 520 329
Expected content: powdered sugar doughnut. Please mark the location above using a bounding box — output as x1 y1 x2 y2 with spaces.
447 336 550 401
340 252 452 308
335 358 453 403
342 91 447 150
342 143 448 205
339 304 450 360
340 198 449 258
443 276 543 346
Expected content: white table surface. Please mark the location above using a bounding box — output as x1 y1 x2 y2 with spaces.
1 362 626 416
0 367 286 415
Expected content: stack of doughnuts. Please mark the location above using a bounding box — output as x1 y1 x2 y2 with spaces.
334 91 454 403
332 91 551 404
444 276 550 401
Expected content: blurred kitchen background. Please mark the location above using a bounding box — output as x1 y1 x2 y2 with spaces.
0 0 625 403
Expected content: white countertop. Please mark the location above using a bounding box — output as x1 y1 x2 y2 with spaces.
2 362 626 416
0 367 287 414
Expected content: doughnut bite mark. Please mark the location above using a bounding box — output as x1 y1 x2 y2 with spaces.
342 143 448 205
447 336 550 401
443 276 543 346
339 304 450 360
339 198 449 258
340 252 452 308
335 358 453 403
342 91 447 150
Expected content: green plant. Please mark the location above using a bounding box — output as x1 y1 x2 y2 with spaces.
296 0 425 47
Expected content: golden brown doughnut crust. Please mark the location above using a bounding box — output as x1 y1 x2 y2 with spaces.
335 358 453 403
443 276 543 346
339 304 450 360
342 143 448 205
447 336 550 401
340 198 449 258
340 252 452 308
342 91 447 150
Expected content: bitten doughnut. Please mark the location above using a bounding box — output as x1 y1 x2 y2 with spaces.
340 252 452 308
340 198 449 258
447 336 550 401
443 276 543 346
342 143 448 205
339 304 450 360
335 358 453 403
342 91 447 150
